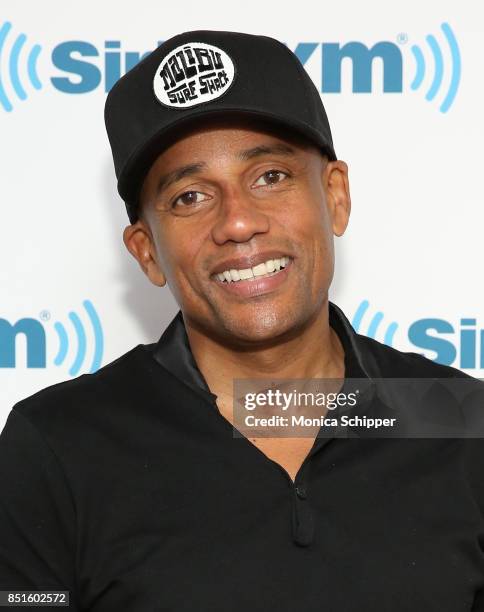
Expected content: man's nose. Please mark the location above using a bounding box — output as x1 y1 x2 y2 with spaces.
210 185 270 245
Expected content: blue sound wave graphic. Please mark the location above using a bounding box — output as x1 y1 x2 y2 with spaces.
351 300 398 346
0 21 42 112
53 299 104 376
410 22 460 113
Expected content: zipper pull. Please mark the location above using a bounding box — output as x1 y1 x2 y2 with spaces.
292 484 314 546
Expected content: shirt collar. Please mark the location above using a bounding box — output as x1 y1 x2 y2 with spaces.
150 301 378 403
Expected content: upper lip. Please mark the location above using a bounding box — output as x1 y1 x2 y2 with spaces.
210 251 293 276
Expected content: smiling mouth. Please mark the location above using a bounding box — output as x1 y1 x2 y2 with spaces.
212 256 291 283
210 256 293 299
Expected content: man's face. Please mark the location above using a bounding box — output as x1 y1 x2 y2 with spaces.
124 118 351 344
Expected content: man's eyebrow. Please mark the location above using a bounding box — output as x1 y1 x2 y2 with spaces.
154 144 294 196
237 143 295 161
155 162 207 196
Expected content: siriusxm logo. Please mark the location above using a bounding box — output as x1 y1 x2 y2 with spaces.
0 22 460 113
0 299 103 376
353 300 484 371
408 23 460 113
0 22 41 111
294 22 460 113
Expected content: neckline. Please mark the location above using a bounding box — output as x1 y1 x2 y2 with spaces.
150 300 374 402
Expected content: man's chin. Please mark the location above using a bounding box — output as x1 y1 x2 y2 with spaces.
215 308 303 346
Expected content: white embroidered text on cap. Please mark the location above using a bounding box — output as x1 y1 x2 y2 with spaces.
153 42 235 109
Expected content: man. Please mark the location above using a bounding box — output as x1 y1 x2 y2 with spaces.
1 30 483 611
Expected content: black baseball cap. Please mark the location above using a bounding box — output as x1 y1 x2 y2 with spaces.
104 30 337 224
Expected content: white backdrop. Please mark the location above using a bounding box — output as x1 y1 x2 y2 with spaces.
1 0 483 429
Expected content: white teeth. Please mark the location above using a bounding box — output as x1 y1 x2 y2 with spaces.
239 268 254 280
252 262 268 277
215 256 290 282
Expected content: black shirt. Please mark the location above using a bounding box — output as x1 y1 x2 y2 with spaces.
1 301 484 611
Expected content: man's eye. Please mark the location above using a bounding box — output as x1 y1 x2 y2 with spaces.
172 191 209 208
253 170 289 187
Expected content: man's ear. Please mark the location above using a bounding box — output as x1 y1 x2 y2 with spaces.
322 160 351 237
123 220 166 287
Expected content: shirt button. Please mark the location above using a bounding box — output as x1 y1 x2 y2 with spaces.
295 486 307 500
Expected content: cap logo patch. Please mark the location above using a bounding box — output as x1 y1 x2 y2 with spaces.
153 42 235 109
